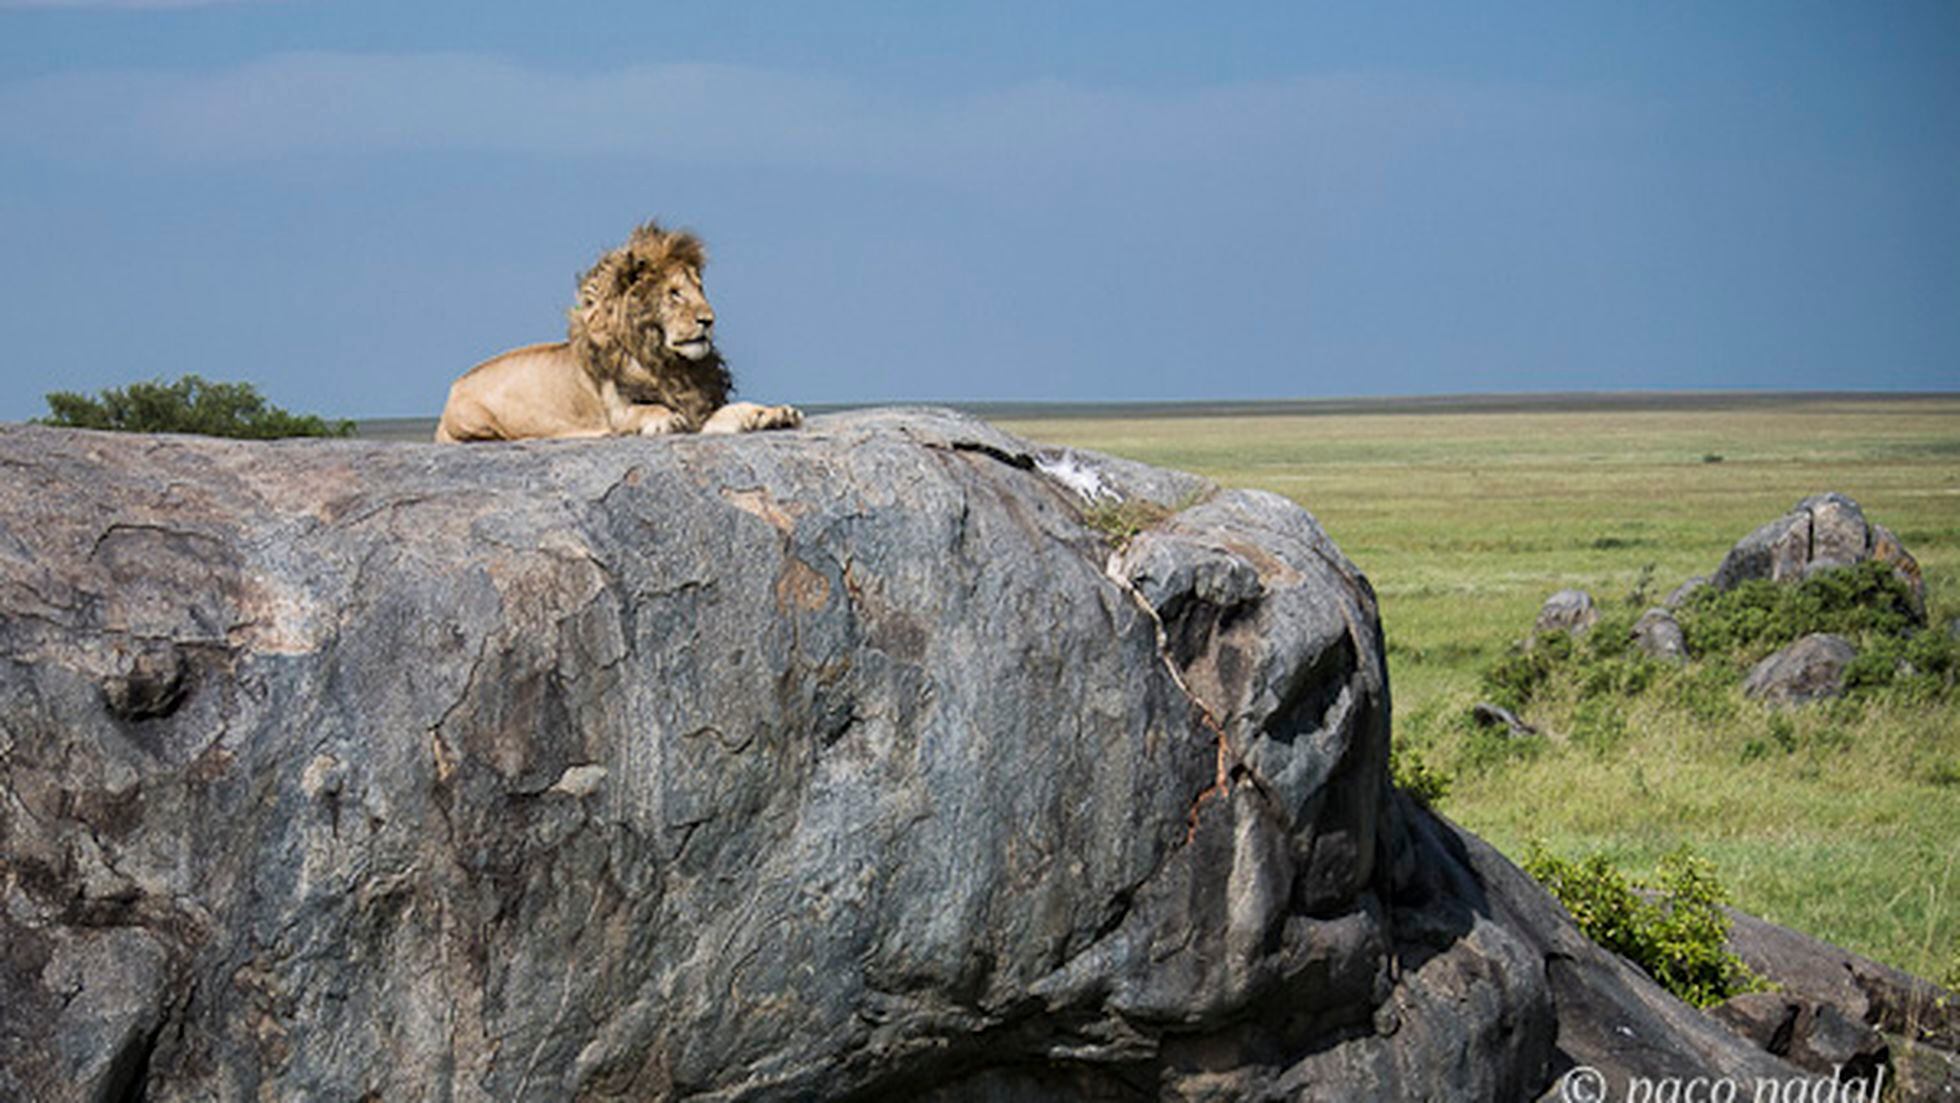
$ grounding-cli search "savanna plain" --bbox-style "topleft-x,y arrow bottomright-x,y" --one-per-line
997,394 -> 1960,984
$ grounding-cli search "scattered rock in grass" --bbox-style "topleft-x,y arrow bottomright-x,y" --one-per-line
1535,588 -> 1599,637
1665,576 -> 1709,608
1711,492 -> 1926,621
1631,608 -> 1688,664
1472,701 -> 1539,738
1742,633 -> 1858,704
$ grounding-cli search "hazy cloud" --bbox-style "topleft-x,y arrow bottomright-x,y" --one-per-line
0,50 -> 1609,195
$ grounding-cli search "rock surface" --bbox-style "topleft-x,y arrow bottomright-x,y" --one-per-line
1711,492 -> 1926,619
0,410 -> 1803,1101
1742,632 -> 1859,704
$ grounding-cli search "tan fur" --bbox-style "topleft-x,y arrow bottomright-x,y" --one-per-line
435,222 -> 802,442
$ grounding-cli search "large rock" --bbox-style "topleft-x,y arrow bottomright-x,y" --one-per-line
1711,493 -> 1926,619
0,411 -> 1802,1100
1742,633 -> 1858,704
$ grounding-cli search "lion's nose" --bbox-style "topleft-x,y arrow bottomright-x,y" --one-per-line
697,313 -> 715,331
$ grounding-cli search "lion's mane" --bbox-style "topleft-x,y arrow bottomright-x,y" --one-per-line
567,221 -> 732,429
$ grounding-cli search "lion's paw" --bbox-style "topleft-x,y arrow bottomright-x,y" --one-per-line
752,404 -> 804,431
702,402 -> 803,434
635,409 -> 689,436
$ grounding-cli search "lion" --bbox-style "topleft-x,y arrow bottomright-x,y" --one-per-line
434,221 -> 803,442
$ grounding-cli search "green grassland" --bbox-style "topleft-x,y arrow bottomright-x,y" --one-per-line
998,395 -> 1960,982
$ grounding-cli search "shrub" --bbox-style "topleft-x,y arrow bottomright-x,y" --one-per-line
37,375 -> 355,440
1523,842 -> 1758,1007
1481,633 -> 1568,712
1843,627 -> 1960,702
1079,498 -> 1173,550
1390,740 -> 1451,807
1676,561 -> 1920,660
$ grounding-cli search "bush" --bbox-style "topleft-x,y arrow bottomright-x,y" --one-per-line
37,375 -> 355,440
1481,633 -> 1569,712
1843,627 -> 1960,702
1676,561 -> 1920,660
1390,740 -> 1451,806
1523,842 -> 1758,1007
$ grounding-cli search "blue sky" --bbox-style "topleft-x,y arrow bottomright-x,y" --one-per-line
1,2 -> 1954,419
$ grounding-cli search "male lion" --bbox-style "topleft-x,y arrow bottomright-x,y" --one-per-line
435,222 -> 802,442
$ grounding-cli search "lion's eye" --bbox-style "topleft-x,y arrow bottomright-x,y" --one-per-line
668,288 -> 683,302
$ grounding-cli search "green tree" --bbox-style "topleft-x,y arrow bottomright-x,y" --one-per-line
37,375 -> 355,440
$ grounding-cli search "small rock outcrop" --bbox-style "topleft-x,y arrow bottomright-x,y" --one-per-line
1742,633 -> 1859,704
0,411 -> 1803,1100
1630,608 -> 1688,664
1535,589 -> 1599,637
1709,993 -> 1890,1084
1712,492 -> 1925,619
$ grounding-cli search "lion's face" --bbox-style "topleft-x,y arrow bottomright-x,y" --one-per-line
639,264 -> 717,363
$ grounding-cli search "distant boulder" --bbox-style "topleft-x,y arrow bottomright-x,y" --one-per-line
1742,633 -> 1858,704
1630,608 -> 1688,664
1535,589 -> 1599,637
1712,493 -> 1925,620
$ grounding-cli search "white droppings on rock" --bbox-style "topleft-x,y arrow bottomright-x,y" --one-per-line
1036,450 -> 1118,503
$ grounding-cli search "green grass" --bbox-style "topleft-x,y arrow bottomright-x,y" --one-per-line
1001,395 -> 1960,982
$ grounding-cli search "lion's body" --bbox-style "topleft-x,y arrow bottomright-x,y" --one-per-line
434,222 -> 801,443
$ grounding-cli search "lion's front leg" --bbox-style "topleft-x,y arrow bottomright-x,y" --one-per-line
699,401 -> 805,435
617,403 -> 689,436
